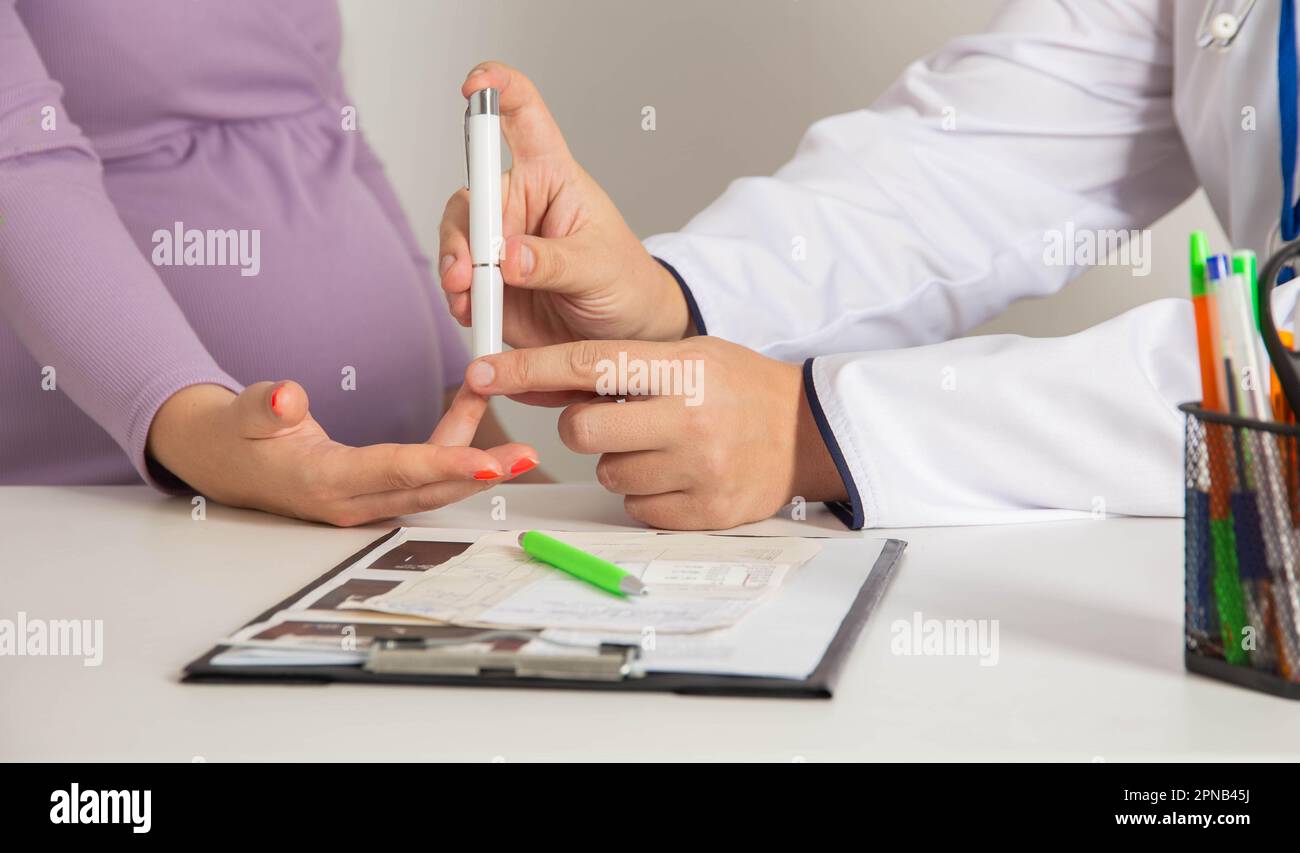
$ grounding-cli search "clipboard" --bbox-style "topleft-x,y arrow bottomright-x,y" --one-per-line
182,529 -> 906,699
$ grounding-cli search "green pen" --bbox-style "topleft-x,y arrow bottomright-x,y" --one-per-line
518,531 -> 648,597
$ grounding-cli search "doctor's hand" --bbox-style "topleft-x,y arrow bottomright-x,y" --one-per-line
439,61 -> 692,349
146,382 -> 538,527
463,338 -> 847,530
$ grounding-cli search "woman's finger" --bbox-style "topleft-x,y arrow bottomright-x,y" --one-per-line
337,479 -> 498,524
321,442 -> 506,497
483,441 -> 540,478
429,383 -> 488,446
335,442 -> 539,524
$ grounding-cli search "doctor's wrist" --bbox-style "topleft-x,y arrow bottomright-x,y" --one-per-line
648,256 -> 696,340
791,373 -> 848,504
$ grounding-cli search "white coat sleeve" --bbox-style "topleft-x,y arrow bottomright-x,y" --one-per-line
642,0 -> 1202,528
804,302 -> 1196,527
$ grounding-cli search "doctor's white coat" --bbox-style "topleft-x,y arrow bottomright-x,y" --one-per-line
644,0 -> 1295,528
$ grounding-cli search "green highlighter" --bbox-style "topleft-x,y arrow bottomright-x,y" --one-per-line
518,530 -> 648,597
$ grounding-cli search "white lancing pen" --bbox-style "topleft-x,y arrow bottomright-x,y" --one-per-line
466,87 -> 503,358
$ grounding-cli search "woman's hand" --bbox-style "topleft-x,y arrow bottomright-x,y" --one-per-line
146,381 -> 538,526
439,61 -> 691,349
463,338 -> 846,530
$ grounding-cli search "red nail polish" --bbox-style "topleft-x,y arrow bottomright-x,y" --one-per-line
474,470 -> 501,480
509,457 -> 538,475
270,386 -> 283,415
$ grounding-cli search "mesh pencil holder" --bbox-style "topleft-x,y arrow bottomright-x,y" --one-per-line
1182,402 -> 1300,698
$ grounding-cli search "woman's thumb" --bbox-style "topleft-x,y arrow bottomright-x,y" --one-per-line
237,380 -> 309,438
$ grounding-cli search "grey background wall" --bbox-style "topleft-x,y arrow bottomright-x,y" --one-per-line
338,0 -> 1228,481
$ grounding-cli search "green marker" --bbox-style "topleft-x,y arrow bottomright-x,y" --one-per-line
518,531 -> 648,597
1231,250 -> 1260,332
1190,230 -> 1210,298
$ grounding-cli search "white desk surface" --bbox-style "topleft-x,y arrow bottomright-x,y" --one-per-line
2,483 -> 1295,762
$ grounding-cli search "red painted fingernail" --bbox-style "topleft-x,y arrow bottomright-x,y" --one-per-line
474,470 -> 502,480
270,386 -> 284,415
509,457 -> 538,475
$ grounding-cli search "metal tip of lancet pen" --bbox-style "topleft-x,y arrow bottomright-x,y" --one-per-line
620,576 -> 648,596
467,87 -> 499,117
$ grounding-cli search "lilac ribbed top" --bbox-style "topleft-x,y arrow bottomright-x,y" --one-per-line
0,0 -> 469,486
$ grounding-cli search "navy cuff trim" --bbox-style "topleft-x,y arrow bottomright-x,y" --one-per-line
655,256 -> 707,336
802,357 -> 865,530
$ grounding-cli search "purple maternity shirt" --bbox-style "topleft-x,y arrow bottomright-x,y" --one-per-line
0,0 -> 469,486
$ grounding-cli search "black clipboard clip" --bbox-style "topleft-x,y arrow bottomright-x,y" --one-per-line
1258,241 -> 1300,413
364,632 -> 642,682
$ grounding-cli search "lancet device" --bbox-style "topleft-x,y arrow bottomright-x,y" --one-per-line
465,88 -> 503,357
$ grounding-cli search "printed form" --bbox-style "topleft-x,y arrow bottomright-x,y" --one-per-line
360,531 -> 822,633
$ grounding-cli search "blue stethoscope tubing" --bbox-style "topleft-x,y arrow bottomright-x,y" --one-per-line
1254,1 -> 1300,407
1280,0 -> 1299,244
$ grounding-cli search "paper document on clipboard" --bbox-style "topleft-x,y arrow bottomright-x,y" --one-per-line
359,531 -> 822,633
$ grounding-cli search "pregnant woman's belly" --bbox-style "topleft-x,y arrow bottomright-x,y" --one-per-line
103,109 -> 449,452
0,0 -> 457,485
